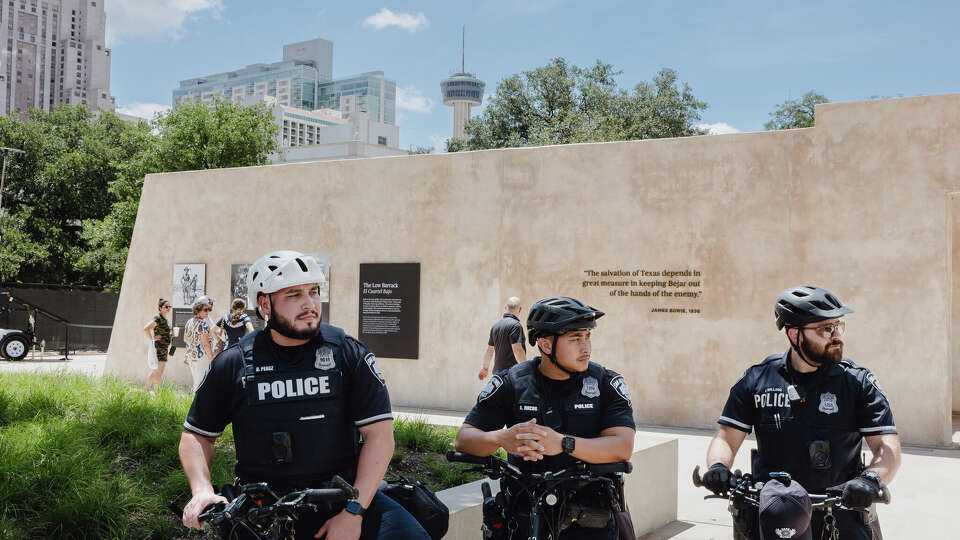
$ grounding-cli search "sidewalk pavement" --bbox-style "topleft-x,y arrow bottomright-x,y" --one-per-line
395,406 -> 958,539
0,351 -> 105,378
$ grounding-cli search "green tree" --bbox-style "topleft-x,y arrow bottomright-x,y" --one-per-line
0,105 -> 153,286
80,99 -> 280,289
153,98 -> 279,171
407,145 -> 433,155
1,99 -> 281,289
454,59 -> 707,151
764,91 -> 830,130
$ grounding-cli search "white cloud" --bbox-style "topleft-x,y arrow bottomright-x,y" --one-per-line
116,102 -> 171,121
106,0 -> 223,44
697,122 -> 741,135
396,85 -> 434,114
361,8 -> 429,33
428,135 -> 449,153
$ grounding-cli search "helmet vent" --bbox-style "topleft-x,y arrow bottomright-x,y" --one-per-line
296,258 -> 308,272
825,294 -> 840,308
267,265 -> 278,272
810,300 -> 831,310
792,290 -> 810,298
251,271 -> 259,281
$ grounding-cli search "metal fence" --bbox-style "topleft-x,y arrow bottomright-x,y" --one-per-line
0,284 -> 117,352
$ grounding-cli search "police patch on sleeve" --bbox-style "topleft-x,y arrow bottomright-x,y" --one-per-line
478,375 -> 504,403
364,353 -> 386,386
866,371 -> 887,398
610,375 -> 632,405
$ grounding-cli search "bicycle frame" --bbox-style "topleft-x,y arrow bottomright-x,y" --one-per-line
447,451 -> 631,540
170,476 -> 358,540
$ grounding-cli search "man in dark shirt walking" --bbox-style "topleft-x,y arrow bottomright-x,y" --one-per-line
479,296 -> 526,379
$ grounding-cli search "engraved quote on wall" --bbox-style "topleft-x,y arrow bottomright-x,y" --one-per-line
582,268 -> 703,314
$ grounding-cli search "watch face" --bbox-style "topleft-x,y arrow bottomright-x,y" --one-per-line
562,436 -> 575,454
346,500 -> 364,515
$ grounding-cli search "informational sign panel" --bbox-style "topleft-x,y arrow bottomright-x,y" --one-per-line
358,263 -> 420,359
171,308 -> 192,349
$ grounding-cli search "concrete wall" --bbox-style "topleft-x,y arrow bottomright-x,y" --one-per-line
108,94 -> 960,446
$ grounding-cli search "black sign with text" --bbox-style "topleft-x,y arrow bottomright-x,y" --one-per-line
358,263 -> 420,359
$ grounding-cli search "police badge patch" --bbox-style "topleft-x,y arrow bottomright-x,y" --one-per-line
610,376 -> 632,405
774,528 -> 796,538
819,392 -> 839,414
581,376 -> 600,398
364,353 -> 386,385
314,346 -> 336,370
478,375 -> 504,402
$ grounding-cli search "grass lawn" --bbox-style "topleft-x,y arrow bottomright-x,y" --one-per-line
0,371 -> 493,539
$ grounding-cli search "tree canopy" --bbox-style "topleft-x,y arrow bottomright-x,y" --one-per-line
0,100 -> 279,289
764,91 -> 830,130
450,59 -> 708,151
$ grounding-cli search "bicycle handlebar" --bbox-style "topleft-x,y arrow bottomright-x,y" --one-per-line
691,466 -> 891,506
446,450 -> 632,476
195,476 -> 359,527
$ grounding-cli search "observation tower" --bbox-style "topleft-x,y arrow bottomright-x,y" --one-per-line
440,28 -> 485,141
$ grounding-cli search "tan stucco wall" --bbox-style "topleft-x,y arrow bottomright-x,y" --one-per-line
108,94 -> 960,447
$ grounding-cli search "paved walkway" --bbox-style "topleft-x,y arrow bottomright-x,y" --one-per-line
2,358 -> 957,538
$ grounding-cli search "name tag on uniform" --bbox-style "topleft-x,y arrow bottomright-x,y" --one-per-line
247,370 -> 341,405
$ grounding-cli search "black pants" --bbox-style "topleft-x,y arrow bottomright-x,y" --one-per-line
732,506 -> 882,540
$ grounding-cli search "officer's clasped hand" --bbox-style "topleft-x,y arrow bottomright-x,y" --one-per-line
828,473 -> 881,509
702,463 -> 732,495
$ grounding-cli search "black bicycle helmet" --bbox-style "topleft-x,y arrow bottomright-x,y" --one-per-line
527,297 -> 605,345
774,285 -> 853,330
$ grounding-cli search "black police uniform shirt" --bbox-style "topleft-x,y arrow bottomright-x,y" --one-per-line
718,349 -> 896,492
183,326 -> 392,488
465,357 -> 635,470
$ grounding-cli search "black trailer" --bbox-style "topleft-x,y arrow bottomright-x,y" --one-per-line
0,290 -> 73,360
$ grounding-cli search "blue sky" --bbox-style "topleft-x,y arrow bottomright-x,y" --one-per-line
108,1 -> 960,152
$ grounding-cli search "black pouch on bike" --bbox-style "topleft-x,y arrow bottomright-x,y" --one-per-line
381,475 -> 449,540
564,503 -> 613,529
808,440 -> 831,470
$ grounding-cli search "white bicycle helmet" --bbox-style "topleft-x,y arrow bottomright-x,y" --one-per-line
247,250 -> 327,310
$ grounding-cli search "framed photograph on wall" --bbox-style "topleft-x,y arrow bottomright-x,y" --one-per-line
173,263 -> 205,309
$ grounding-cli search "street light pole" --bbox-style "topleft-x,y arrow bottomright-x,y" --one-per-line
0,145 -> 26,242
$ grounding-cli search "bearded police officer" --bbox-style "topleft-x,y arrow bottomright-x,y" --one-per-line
703,286 -> 901,539
179,250 -> 429,540
455,297 -> 636,539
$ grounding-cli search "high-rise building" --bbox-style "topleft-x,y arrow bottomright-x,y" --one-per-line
0,0 -> 114,117
173,37 -> 397,126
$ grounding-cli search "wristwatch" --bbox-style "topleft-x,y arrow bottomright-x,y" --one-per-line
861,470 -> 881,484
345,500 -> 366,516
561,435 -> 576,454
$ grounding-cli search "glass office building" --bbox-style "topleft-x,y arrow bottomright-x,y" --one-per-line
172,39 -> 397,126
317,72 -> 396,125
173,61 -> 320,110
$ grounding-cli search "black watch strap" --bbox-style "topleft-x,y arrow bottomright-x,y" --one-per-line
561,435 -> 576,454
345,500 -> 366,516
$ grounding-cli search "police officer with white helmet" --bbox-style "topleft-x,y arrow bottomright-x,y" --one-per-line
179,250 -> 429,540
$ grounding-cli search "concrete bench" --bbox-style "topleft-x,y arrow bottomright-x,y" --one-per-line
437,434 -> 678,539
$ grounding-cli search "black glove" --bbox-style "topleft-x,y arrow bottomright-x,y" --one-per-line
702,463 -> 732,495
828,473 -> 881,508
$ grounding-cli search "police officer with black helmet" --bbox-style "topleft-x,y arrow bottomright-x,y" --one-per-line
454,296 -> 636,539
703,286 -> 901,539
179,250 -> 429,540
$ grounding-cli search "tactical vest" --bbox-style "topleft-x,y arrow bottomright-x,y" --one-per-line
751,353 -> 866,492
504,360 -> 608,469
232,325 -> 359,486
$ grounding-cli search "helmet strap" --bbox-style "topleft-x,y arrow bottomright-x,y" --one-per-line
546,335 -> 578,377
790,329 -> 822,369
